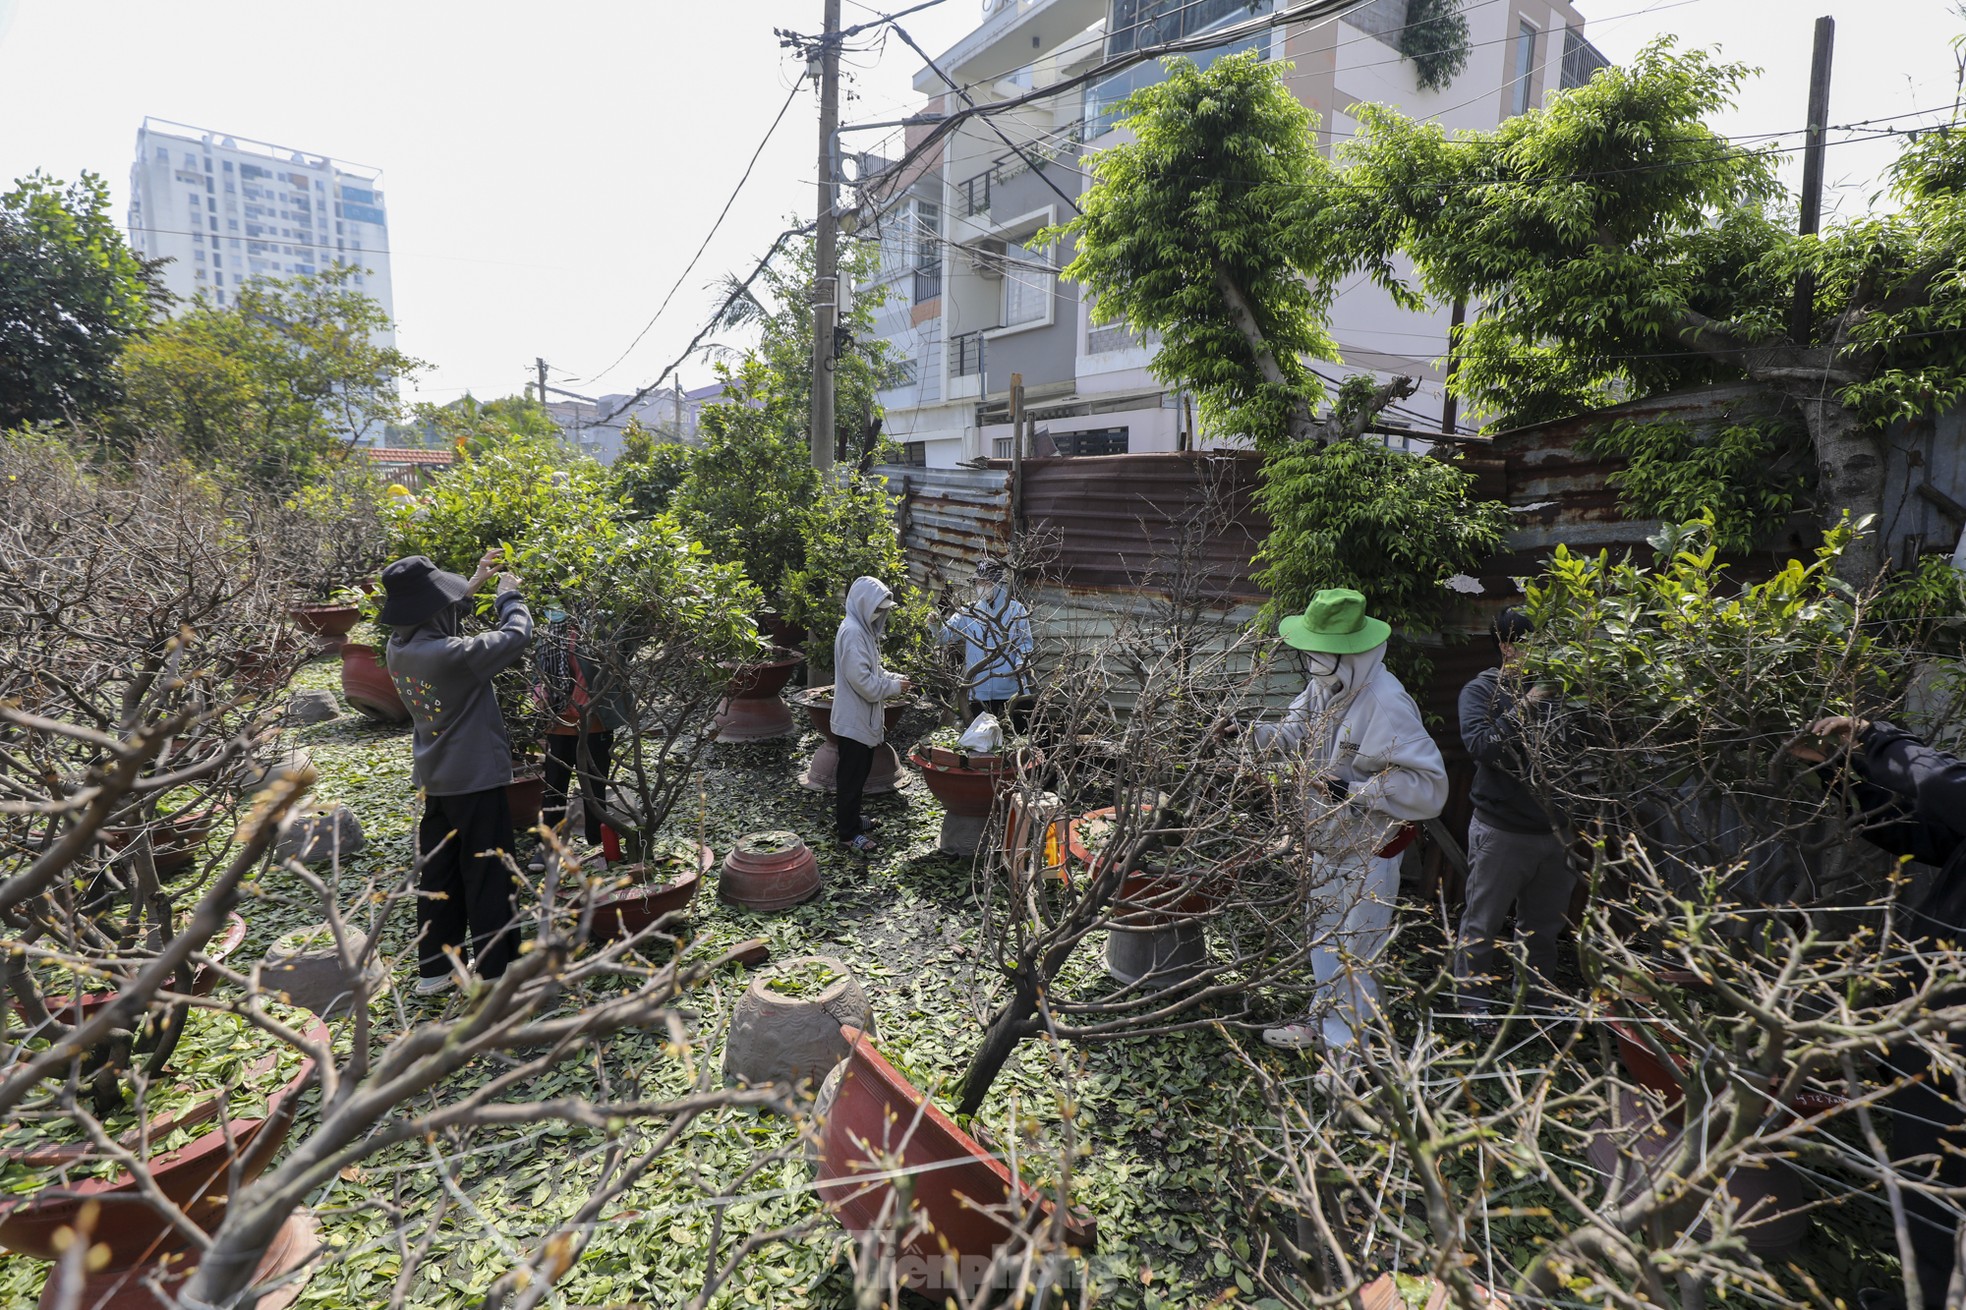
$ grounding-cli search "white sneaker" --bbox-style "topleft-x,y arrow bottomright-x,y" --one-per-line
414,974 -> 456,996
1261,1019 -> 1322,1050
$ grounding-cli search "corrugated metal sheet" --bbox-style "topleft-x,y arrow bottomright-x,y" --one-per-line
877,464 -> 1011,593
1882,411 -> 1966,567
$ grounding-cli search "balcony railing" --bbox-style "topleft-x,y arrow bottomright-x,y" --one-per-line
912,265 -> 941,304
955,120 -> 1085,221
951,331 -> 985,378
957,171 -> 991,218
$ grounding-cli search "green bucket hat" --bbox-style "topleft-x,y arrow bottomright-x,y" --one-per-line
1278,588 -> 1391,655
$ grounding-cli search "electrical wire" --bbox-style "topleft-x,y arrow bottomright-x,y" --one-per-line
578,76 -> 806,387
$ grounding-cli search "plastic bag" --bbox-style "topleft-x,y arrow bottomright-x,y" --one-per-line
957,711 -> 1003,753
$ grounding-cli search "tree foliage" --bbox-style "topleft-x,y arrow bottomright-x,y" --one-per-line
387,430 -> 613,577
413,391 -> 560,459
115,266 -> 422,488
611,418 -> 694,519
781,471 -> 931,671
1050,52 -> 1369,450
1344,39 -> 1966,578
0,172 -> 163,430
1399,0 -> 1472,91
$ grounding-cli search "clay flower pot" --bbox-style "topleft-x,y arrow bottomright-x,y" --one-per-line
712,647 -> 804,742
1002,789 -> 1070,882
506,768 -> 546,833
103,804 -> 217,879
577,843 -> 711,943
722,955 -> 875,1091
813,1026 -> 1096,1297
287,601 -> 360,649
23,913 -> 250,1023
790,685 -> 906,794
1609,971 -> 1845,1121
1067,805 -> 1214,990
0,1016 -> 330,1298
1066,806 -> 1218,926
719,831 -> 822,911
339,642 -> 409,723
911,743 -> 1022,856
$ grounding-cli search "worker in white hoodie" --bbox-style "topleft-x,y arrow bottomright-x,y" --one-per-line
834,576 -> 913,855
1250,588 -> 1448,1054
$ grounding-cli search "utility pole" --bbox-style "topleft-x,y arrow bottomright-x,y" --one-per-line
1790,16 -> 1835,345
809,0 -> 843,473
674,373 -> 685,442
1441,297 -> 1467,436
536,357 -> 550,411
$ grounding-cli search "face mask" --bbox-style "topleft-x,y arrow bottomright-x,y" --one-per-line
1301,651 -> 1344,695
972,582 -> 995,602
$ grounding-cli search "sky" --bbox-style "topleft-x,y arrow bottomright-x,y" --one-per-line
1,0 -> 1962,411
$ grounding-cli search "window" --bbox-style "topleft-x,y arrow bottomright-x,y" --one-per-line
992,437 -> 1014,459
192,232 -> 204,244
194,250 -> 205,262
155,147 -> 168,163
212,254 -> 221,267
223,160 -> 233,172
1512,21 -> 1539,115
214,273 -> 224,286
206,197 -> 216,212
228,219 -> 238,230
912,201 -> 942,304
216,290 -> 224,304
1002,240 -> 1051,328
899,441 -> 927,467
1050,427 -> 1129,457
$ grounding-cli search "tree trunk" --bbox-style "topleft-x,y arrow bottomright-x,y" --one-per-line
1796,392 -> 1888,583
953,975 -> 1043,1117
1212,266 -> 1316,444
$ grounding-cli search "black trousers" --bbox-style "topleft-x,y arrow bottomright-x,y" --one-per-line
543,729 -> 613,846
835,737 -> 874,842
1885,1028 -> 1966,1307
417,787 -> 520,981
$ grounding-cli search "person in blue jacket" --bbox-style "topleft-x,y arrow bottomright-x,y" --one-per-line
939,559 -> 1033,731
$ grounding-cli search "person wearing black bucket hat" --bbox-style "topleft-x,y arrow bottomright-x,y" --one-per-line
381,548 -> 533,994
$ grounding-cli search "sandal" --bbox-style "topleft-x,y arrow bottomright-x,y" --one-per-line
845,834 -> 879,855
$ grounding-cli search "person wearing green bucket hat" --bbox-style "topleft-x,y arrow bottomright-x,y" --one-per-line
1248,588 -> 1447,1061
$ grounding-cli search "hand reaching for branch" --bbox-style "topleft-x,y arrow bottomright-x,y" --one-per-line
1787,715 -> 1869,762
468,548 -> 504,590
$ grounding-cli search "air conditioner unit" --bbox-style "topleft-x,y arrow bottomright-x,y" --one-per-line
966,240 -> 1006,280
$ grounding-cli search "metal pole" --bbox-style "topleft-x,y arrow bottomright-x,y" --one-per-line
1009,371 -> 1024,541
1791,16 -> 1835,345
810,0 -> 842,473
1441,297 -> 1466,436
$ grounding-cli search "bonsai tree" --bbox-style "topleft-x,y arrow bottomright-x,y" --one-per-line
510,507 -> 764,855
266,457 -> 393,606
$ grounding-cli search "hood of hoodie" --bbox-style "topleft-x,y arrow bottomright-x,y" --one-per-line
844,576 -> 894,635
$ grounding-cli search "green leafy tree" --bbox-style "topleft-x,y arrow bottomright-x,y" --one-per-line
1052,53 -> 1506,659
388,431 -> 612,576
116,265 -> 422,487
611,418 -> 694,519
0,171 -> 164,429
670,358 -> 817,611
781,472 -> 931,674
716,233 -> 901,466
1344,39 -> 1966,580
413,392 -> 562,458
1399,0 -> 1472,92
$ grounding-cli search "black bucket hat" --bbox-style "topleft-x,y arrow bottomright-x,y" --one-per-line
377,555 -> 474,627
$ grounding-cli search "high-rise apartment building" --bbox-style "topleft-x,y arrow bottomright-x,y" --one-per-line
128,118 -> 394,346
859,0 -> 1607,467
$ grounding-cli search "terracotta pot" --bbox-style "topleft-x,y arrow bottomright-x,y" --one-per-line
578,844 -> 711,943
25,913 -> 250,1023
712,648 -> 805,742
756,611 -> 808,649
339,642 -> 409,723
908,744 -> 1014,820
103,805 -> 217,879
719,831 -> 822,911
506,768 -> 546,832
287,602 -> 360,647
0,1016 -> 328,1270
813,1026 -> 1096,1297
1586,1084 -> 1810,1257
790,686 -> 905,794
722,955 -> 875,1090
1609,973 -> 1846,1121
1067,805 -> 1217,927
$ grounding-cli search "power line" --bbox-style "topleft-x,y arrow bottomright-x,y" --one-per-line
578,76 -> 806,387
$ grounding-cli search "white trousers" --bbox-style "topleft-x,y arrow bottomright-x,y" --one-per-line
1307,848 -> 1402,1048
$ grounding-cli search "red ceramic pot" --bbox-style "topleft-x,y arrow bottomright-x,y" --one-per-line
756,611 -> 808,650
815,1026 -> 1096,1297
790,686 -> 906,793
24,912 -> 250,1023
712,648 -> 804,742
909,744 -> 1014,820
579,844 -> 711,943
0,1016 -> 328,1269
339,643 -> 409,723
287,602 -> 360,647
719,831 -> 821,910
1067,805 -> 1216,927
506,769 -> 546,833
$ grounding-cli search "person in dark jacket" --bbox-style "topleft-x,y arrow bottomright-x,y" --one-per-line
1793,715 -> 1966,1309
382,551 -> 533,994
1453,607 -> 1572,1013
529,605 -> 632,872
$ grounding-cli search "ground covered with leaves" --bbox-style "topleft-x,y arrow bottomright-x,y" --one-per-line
0,654 -> 1910,1307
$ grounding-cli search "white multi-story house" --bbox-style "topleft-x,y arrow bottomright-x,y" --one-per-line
858,0 -> 1605,467
128,118 -> 395,346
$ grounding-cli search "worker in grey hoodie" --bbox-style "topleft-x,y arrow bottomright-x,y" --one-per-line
380,550 -> 533,993
833,576 -> 912,855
